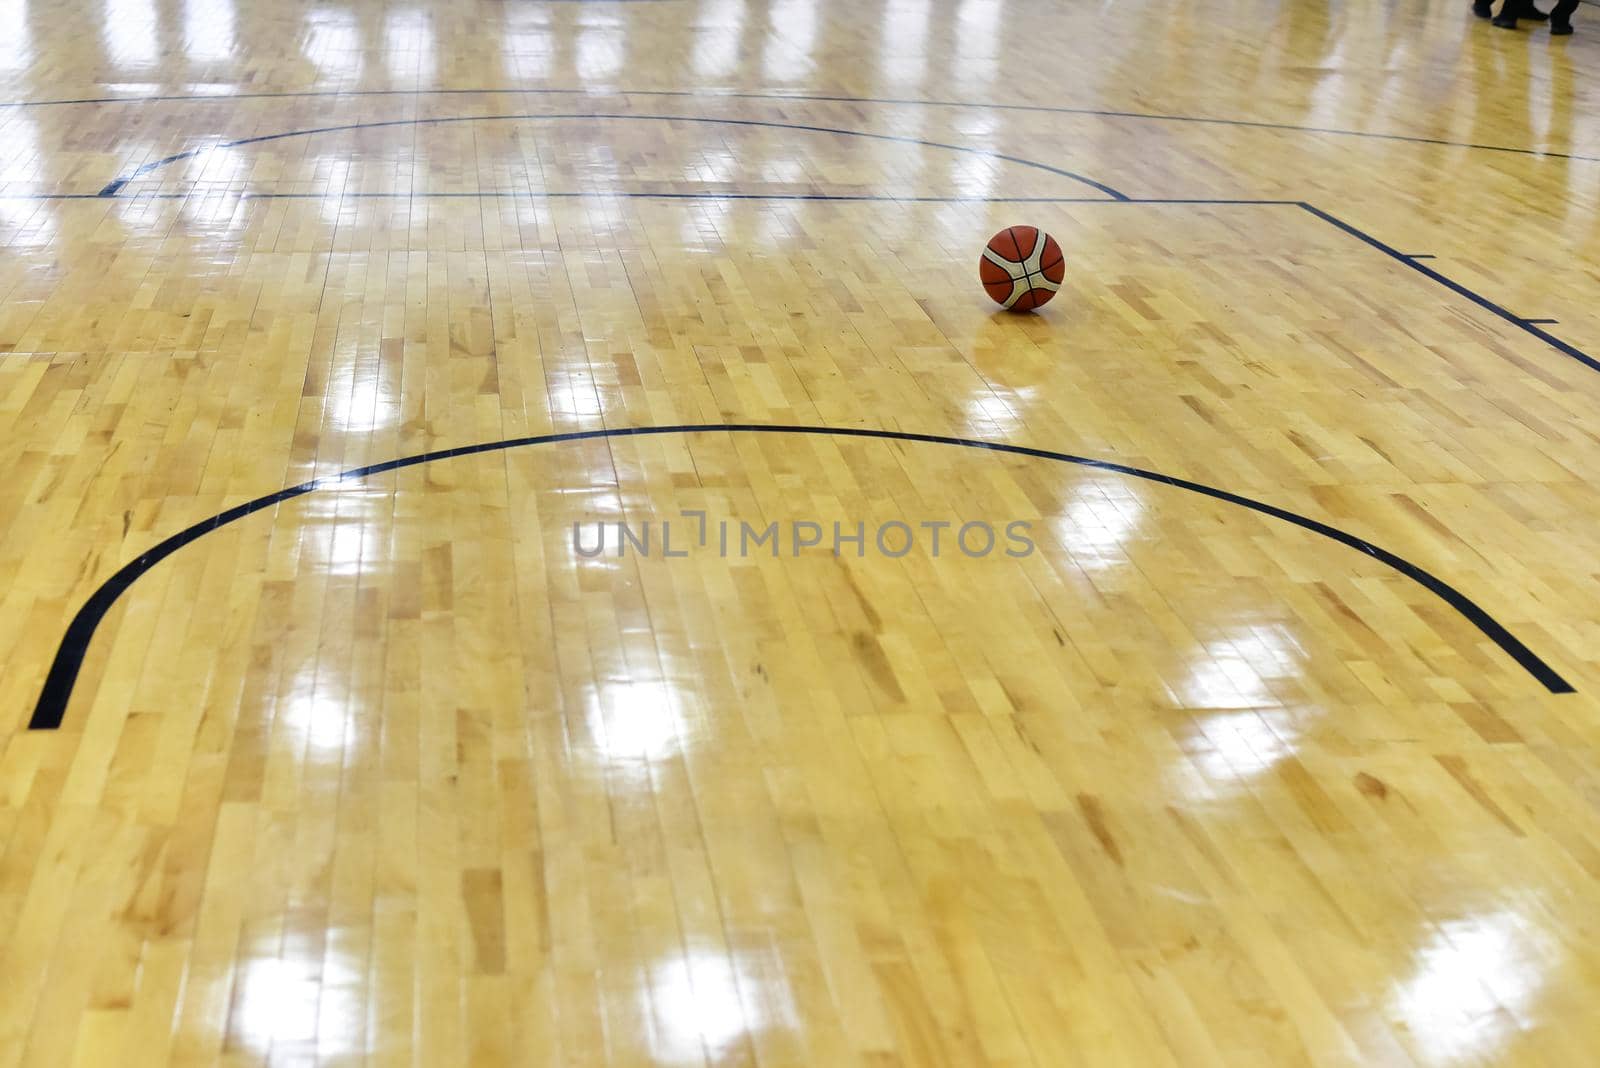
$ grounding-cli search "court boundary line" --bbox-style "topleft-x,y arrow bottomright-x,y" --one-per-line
10,116 -> 1592,725
91,112 -> 1130,200
3,189 -> 1591,375
1296,203 -> 1600,374
0,85 -> 1592,164
23,423 -> 1573,731
46,104 -> 1597,373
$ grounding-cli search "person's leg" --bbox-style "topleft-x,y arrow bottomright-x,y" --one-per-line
1474,0 -> 1495,16
1551,0 -> 1577,33
1494,0 -> 1548,26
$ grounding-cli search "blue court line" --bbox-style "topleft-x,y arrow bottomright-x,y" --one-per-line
24,423 -> 1573,730
93,112 -> 1129,200
0,86 -> 1591,165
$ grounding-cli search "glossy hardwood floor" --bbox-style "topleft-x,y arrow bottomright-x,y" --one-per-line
4,0 -> 1600,1064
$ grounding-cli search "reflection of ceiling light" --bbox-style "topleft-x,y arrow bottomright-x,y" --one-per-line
962,389 -> 1031,436
955,0 -> 1004,74
762,0 -> 818,81
502,29 -> 551,79
547,367 -> 606,418
0,116 -> 56,245
576,26 -> 623,80
325,522 -> 376,575
759,159 -> 807,185
1176,708 -> 1302,801
1178,623 -> 1304,708
677,199 -> 734,252
181,189 -> 243,229
950,148 -> 999,198
1052,475 -> 1146,573
230,957 -> 321,1053
229,947 -> 363,1059
0,198 -> 53,245
104,0 -> 159,70
642,950 -> 793,1065
318,182 -> 353,225
303,10 -> 364,79
590,680 -> 683,763
330,377 -> 398,433
297,492 -> 392,578
692,0 -> 744,79
184,0 -> 236,63
278,683 -> 356,759
1168,625 -> 1316,800
880,0 -> 931,84
384,10 -> 437,82
306,514 -> 385,577
0,0 -> 32,73
1393,908 -> 1553,1064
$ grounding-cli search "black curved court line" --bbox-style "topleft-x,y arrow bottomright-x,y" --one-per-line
94,112 -> 1129,200
2,85 -> 1593,165
25,423 -> 1573,730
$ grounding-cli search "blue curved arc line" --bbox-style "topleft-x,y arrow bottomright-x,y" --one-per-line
26,423 -> 1573,731
95,112 -> 1130,200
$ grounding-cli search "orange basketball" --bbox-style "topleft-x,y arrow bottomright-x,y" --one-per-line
979,225 -> 1065,311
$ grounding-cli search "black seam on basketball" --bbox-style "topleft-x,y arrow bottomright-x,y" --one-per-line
1015,229 -> 1046,289
986,240 -> 1027,296
1007,228 -> 1037,289
1020,227 -> 1040,261
981,256 -> 1020,300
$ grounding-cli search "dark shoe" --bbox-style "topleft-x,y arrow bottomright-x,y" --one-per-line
1551,18 -> 1573,31
1493,11 -> 1519,25
1473,0 -> 1494,15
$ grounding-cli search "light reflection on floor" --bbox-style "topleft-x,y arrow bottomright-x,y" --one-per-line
642,949 -> 795,1065
1392,907 -> 1556,1065
590,678 -> 686,764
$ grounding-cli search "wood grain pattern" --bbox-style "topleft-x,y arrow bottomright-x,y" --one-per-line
2,0 -> 1600,1064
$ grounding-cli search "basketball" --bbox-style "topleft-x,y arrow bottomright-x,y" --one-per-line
980,225 -> 1065,311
